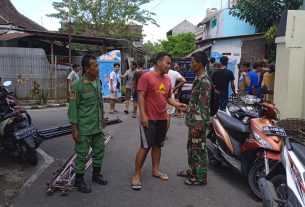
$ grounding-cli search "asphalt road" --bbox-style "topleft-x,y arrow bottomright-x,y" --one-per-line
11,104 -> 261,207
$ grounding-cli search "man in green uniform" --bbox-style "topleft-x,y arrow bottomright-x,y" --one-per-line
68,54 -> 108,193
177,51 -> 212,186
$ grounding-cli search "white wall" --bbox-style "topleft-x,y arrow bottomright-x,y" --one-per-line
211,38 -> 242,88
274,10 -> 305,119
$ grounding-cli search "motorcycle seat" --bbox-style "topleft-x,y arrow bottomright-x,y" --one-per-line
289,139 -> 305,167
216,111 -> 250,142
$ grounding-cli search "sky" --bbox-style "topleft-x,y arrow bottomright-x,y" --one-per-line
11,0 -> 224,42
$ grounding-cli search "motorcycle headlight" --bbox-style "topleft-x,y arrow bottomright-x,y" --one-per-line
253,131 -> 273,150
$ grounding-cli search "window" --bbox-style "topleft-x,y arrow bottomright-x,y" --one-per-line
211,19 -> 217,28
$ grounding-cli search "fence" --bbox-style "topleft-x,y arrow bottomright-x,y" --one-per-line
0,47 -> 82,101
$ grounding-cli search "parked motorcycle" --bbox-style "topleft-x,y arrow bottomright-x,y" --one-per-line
0,81 -> 42,165
207,95 -> 285,199
259,137 -> 305,207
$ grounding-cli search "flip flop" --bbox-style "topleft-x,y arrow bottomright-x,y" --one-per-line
176,169 -> 194,178
152,173 -> 169,181
131,182 -> 141,190
184,178 -> 207,186
109,111 -> 115,114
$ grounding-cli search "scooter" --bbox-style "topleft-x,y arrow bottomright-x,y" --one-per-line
0,81 -> 32,124
0,81 -> 42,165
207,96 -> 285,199
259,137 -> 305,207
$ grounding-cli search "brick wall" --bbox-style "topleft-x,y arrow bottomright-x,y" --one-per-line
241,36 -> 266,64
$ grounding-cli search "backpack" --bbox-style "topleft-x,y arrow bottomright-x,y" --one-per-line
206,76 -> 220,116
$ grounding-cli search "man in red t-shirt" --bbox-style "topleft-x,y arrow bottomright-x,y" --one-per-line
131,52 -> 187,190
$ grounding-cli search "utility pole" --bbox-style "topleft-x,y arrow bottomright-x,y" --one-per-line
68,0 -> 72,65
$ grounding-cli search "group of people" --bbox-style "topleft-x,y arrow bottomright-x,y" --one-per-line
207,56 -> 274,111
66,51 -> 212,193
237,59 -> 274,102
66,51 -> 275,193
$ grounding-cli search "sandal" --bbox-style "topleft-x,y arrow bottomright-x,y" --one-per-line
152,172 -> 169,181
176,169 -> 194,178
132,113 -> 136,118
184,178 -> 207,186
131,182 -> 141,190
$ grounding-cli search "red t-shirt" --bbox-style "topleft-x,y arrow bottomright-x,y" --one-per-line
137,72 -> 172,120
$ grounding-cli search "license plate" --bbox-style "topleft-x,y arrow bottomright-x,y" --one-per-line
14,126 -> 35,140
263,126 -> 287,137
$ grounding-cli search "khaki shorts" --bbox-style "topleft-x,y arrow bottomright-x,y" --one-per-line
110,91 -> 117,100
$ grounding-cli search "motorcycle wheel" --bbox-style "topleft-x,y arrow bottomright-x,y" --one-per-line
248,161 -> 266,199
26,149 -> 38,166
270,175 -> 287,201
207,149 -> 222,167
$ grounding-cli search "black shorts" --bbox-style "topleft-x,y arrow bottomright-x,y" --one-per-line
140,120 -> 167,149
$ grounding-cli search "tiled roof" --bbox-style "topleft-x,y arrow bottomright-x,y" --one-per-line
0,0 -> 47,31
0,32 -> 32,41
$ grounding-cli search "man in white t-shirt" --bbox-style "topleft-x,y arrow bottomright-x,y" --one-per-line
166,69 -> 186,133
67,64 -> 80,97
109,63 -> 120,113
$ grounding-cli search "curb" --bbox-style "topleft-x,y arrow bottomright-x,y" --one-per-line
26,103 -> 69,110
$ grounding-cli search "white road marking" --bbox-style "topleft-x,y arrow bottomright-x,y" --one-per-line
22,148 -> 54,190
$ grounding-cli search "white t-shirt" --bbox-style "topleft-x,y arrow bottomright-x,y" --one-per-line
67,70 -> 79,84
109,71 -> 118,91
167,69 -> 182,96
149,66 -> 155,72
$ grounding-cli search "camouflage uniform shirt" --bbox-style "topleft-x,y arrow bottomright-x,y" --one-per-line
185,73 -> 212,131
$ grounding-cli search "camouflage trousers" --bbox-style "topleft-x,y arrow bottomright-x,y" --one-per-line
187,128 -> 208,181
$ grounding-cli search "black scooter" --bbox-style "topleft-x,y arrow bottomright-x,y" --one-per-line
0,81 -> 42,165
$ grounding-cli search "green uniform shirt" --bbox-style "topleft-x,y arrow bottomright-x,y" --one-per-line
185,73 -> 211,131
68,74 -> 105,136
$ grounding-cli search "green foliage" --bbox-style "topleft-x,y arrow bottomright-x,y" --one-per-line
161,33 -> 196,57
142,40 -> 164,58
230,0 -> 303,32
39,89 -> 49,105
47,0 -> 158,40
31,81 -> 48,105
263,26 -> 278,45
120,85 -> 126,96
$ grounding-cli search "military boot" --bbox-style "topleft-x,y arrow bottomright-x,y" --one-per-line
92,167 -> 108,185
74,173 -> 92,193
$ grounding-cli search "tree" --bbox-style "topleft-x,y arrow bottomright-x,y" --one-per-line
47,0 -> 158,40
161,33 -> 196,57
229,0 -> 303,61
229,0 -> 303,32
142,40 -> 163,58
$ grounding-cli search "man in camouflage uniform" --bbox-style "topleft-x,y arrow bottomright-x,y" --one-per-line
68,54 -> 108,193
177,51 -> 212,186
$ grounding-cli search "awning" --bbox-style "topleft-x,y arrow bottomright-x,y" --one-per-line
186,44 -> 212,57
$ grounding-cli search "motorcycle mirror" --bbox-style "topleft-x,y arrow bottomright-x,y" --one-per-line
3,81 -> 12,87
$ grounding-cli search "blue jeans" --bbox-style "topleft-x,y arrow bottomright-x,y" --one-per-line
219,96 -> 228,111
